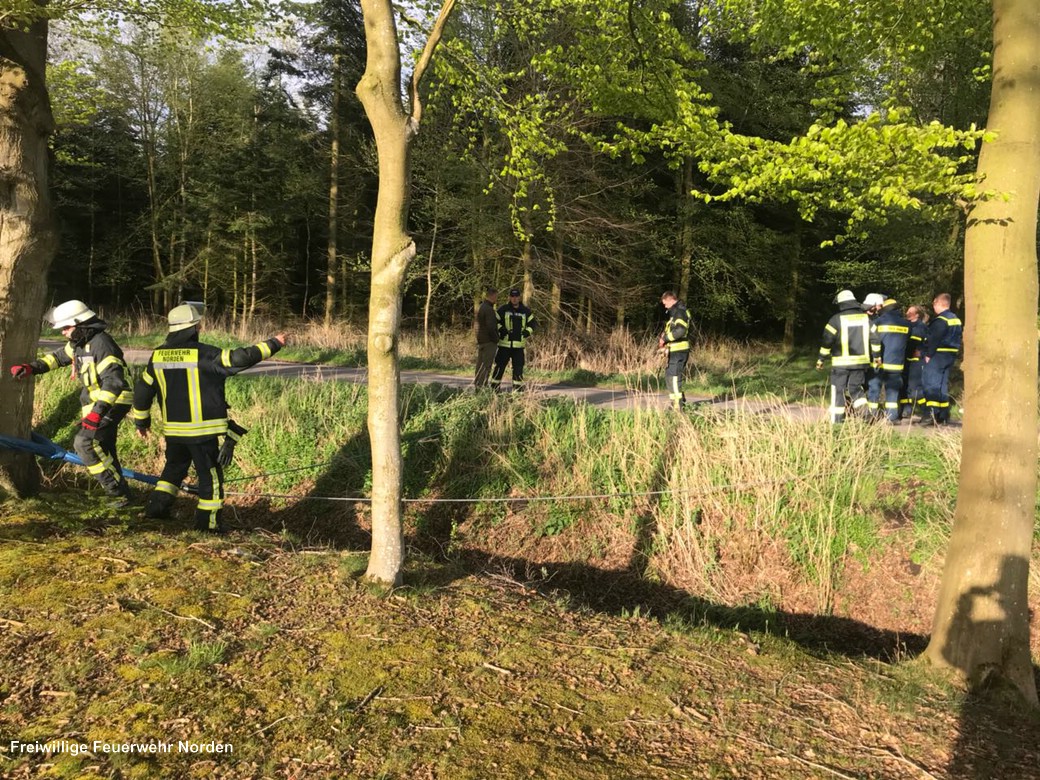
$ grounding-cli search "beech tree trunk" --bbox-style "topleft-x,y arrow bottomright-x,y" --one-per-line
325,57 -> 341,328
0,19 -> 57,496
356,0 -> 456,586
924,0 -> 1040,706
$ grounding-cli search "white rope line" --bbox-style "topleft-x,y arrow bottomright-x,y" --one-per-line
222,475 -> 808,505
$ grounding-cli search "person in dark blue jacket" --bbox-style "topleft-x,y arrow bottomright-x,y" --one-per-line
921,293 -> 962,425
658,291 -> 691,410
900,305 -> 929,418
868,298 -> 910,424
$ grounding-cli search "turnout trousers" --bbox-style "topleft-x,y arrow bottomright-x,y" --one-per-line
73,404 -> 130,496
828,367 -> 867,424
922,353 -> 956,423
901,361 -> 925,417
490,346 -> 526,392
146,437 -> 226,532
665,350 -> 689,410
867,368 -> 902,422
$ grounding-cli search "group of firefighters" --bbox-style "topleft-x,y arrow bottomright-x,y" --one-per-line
6,288 -> 955,530
9,300 -> 285,533
816,290 -> 962,425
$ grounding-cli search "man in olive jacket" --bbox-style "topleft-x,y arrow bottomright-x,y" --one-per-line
474,286 -> 498,388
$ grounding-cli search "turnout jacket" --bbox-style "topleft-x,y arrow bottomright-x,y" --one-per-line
663,302 -> 691,353
906,318 -> 927,362
132,328 -> 282,442
925,309 -> 962,359
497,302 -> 537,348
870,301 -> 910,372
30,319 -> 132,417
819,301 -> 875,367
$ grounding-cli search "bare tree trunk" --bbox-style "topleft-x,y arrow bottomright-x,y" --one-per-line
423,189 -> 438,355
549,232 -> 563,333
249,224 -> 258,320
325,57 -> 342,329
0,20 -> 57,496
356,0 -> 457,586
924,0 -> 1040,706
677,157 -> 695,302
782,230 -> 801,355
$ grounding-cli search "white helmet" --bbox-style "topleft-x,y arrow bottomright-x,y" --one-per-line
862,293 -> 886,309
833,290 -> 857,305
168,304 -> 203,332
47,300 -> 96,329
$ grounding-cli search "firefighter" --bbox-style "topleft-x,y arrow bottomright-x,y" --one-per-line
9,300 -> 134,505
815,290 -> 875,424
921,293 -> 962,425
861,292 -> 886,419
900,305 -> 929,418
868,298 -> 910,424
490,288 -> 536,392
132,304 -> 286,532
658,291 -> 691,410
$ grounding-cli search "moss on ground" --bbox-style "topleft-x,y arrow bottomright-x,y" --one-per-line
1,498 -> 1039,779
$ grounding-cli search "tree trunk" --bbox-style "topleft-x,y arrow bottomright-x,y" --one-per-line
677,157 -> 695,302
423,191 -> 438,355
782,230 -> 801,355
0,20 -> 57,496
325,57 -> 341,329
924,0 -> 1040,706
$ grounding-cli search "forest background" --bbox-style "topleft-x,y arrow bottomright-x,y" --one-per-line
45,0 -> 990,342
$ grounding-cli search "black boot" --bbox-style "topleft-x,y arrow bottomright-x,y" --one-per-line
144,491 -> 176,519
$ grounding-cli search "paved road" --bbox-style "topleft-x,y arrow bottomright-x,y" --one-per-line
40,340 -> 959,428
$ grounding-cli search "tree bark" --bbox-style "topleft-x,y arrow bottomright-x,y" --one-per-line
325,56 -> 341,328
356,0 -> 457,586
677,157 -> 695,302
0,19 -> 57,496
924,0 -> 1040,706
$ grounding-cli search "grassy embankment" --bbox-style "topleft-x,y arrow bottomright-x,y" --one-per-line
0,351 -> 1026,778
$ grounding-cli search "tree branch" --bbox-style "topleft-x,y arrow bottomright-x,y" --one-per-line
408,0 -> 458,133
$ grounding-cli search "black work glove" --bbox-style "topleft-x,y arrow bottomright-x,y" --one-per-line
218,420 -> 249,467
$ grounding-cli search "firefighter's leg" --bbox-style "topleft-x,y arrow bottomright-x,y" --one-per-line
189,439 -> 226,533
98,405 -> 132,498
489,348 -> 510,392
512,348 -> 526,392
866,368 -> 882,420
847,369 -> 869,418
883,370 -> 903,422
935,354 -> 955,423
667,351 -> 688,410
146,440 -> 191,519
73,420 -> 123,496
921,359 -> 942,423
828,368 -> 848,424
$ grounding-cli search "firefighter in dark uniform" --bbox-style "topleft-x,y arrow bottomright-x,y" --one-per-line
921,293 -> 962,425
900,305 -> 928,418
862,293 -> 886,419
659,291 -> 691,410
132,304 -> 286,532
816,290 -> 875,424
490,288 -> 536,392
868,298 -> 910,424
9,300 -> 134,504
